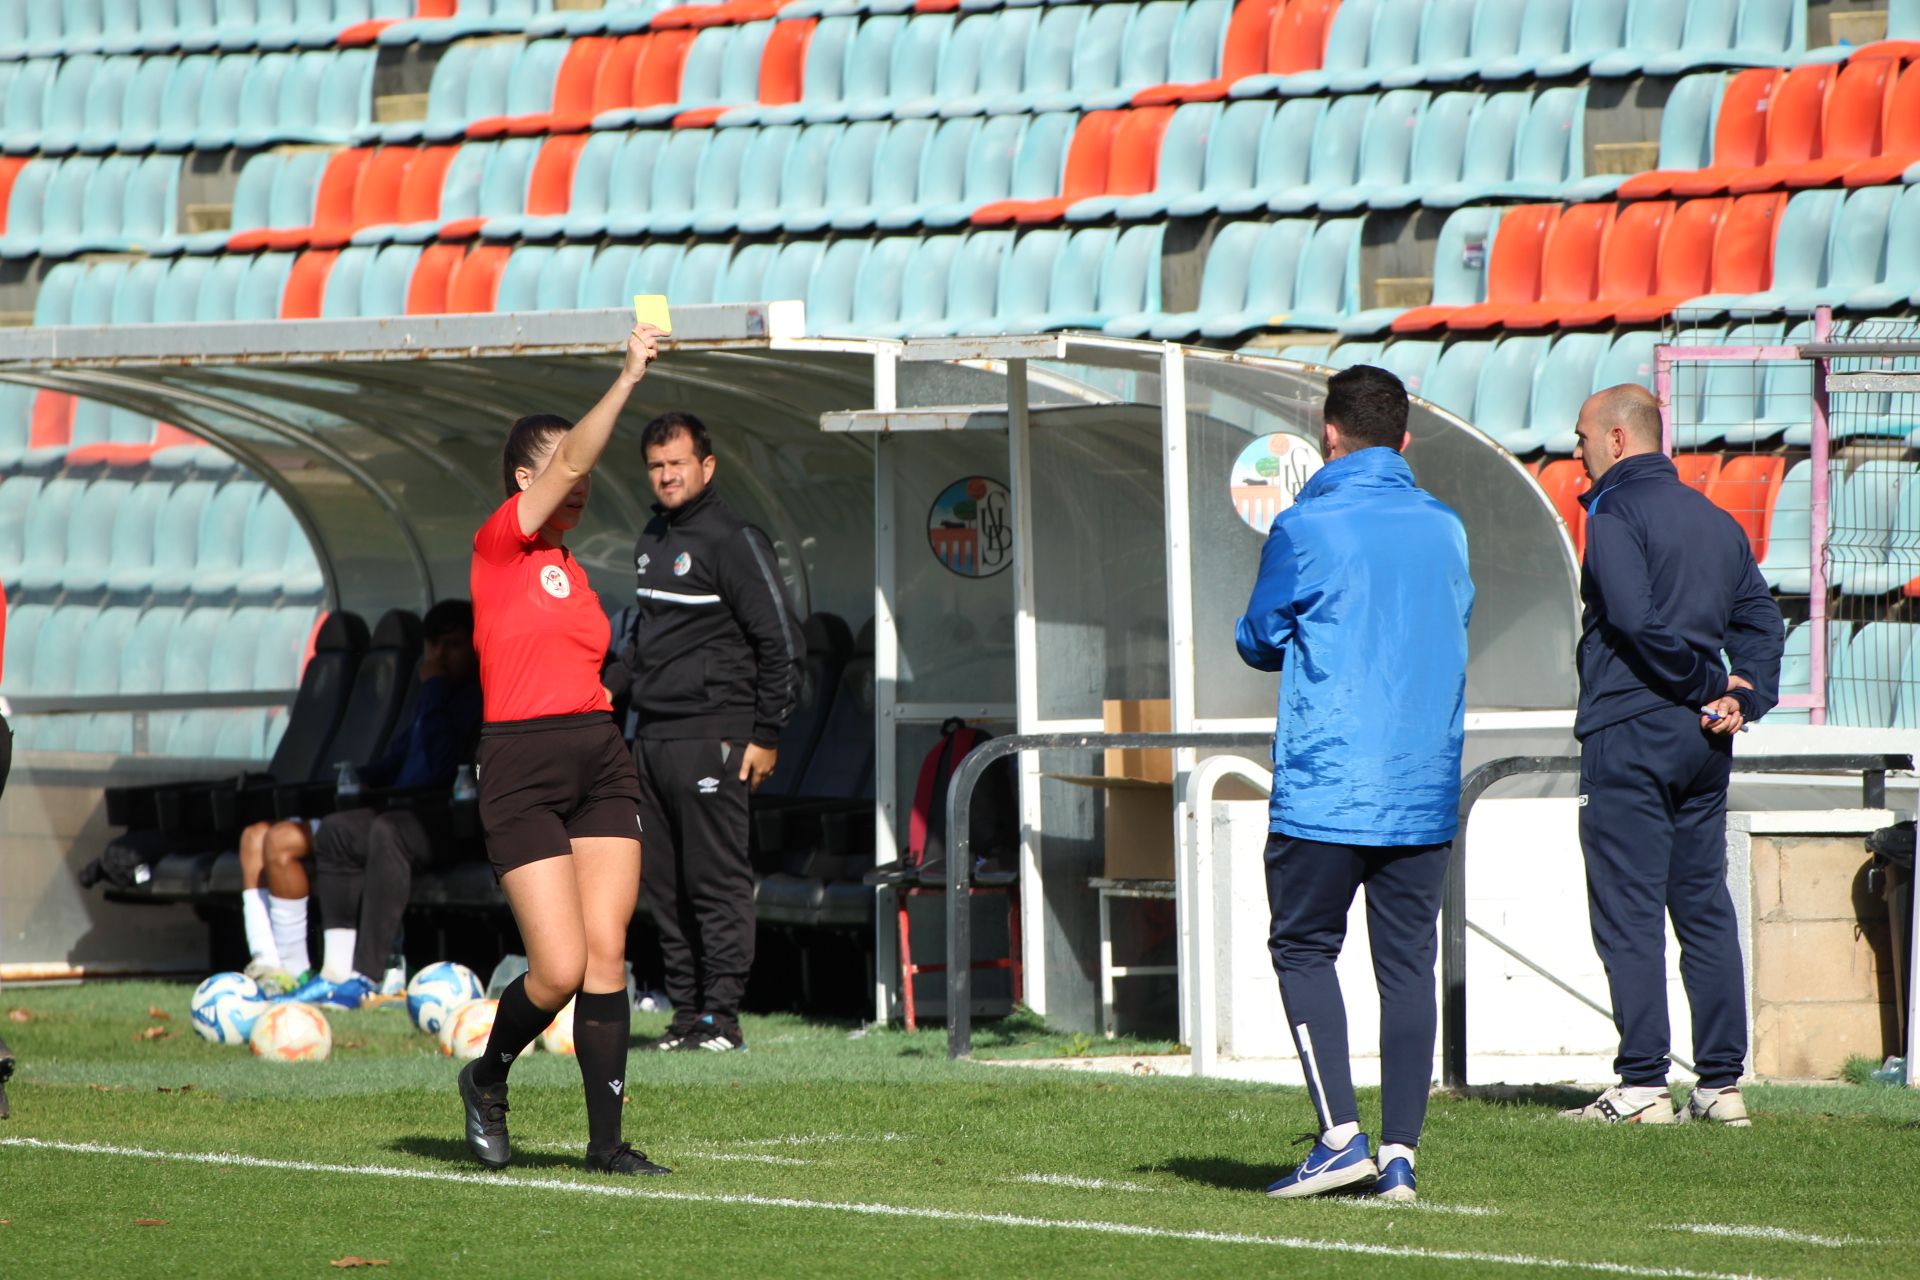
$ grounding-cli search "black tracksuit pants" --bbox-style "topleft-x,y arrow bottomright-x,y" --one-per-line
635,736 -> 754,1027
1265,834 -> 1452,1147
314,807 -> 446,979
1579,704 -> 1746,1090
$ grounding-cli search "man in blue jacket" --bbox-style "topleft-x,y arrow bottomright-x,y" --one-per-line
1560,385 -> 1782,1127
1236,365 -> 1474,1204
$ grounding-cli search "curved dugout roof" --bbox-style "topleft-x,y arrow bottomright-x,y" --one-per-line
0,306 -> 1579,710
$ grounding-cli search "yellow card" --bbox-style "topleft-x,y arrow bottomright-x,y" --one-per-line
633,294 -> 672,334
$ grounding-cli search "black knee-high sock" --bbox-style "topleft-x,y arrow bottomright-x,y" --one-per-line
473,975 -> 558,1088
573,988 -> 630,1151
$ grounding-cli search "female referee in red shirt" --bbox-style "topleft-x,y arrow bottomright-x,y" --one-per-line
458,325 -> 668,1177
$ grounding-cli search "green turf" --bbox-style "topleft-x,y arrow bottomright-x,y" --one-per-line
1,982 -> 1916,1279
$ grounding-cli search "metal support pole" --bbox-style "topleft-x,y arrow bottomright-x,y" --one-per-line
1808,307 -> 1833,725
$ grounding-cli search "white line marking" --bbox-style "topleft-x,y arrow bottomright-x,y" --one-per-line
1327,1198 -> 1499,1218
1664,1224 -> 1868,1248
2,1138 -> 1781,1280
728,1133 -> 908,1148
1013,1173 -> 1154,1192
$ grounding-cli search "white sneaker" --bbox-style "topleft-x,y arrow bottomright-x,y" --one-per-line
1559,1084 -> 1678,1124
1679,1086 -> 1751,1127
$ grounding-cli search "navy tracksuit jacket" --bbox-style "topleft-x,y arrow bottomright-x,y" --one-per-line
1575,452 -> 1784,1088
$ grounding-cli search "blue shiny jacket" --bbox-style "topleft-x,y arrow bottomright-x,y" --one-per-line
1235,447 -> 1475,846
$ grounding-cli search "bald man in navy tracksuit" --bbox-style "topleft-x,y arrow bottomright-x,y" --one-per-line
1236,365 -> 1474,1205
1560,385 -> 1783,1128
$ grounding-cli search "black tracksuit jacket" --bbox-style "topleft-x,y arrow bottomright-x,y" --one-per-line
1574,452 -> 1785,740
610,486 -> 801,747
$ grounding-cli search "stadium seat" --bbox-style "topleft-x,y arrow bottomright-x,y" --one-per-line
1691,187 -> 1840,317
1227,0 -> 1353,97
1492,203 -> 1621,330
71,54 -> 138,154
1829,621 -> 1915,727
482,132 -> 591,238
1266,91 -> 1369,212
1137,0 -> 1276,105
15,476 -> 85,593
235,251 -> 297,320
1420,88 -> 1529,207
194,253 -> 252,322
1,60 -> 60,154
1150,218 -> 1261,339
0,476 -> 46,584
802,237 -> 871,335
1481,0 -> 1578,79
100,480 -> 171,595
907,229 -> 1005,337
1196,218 -> 1313,339
1613,195 -> 1729,324
1466,335 -> 1552,454
1842,60 -> 1920,188
1720,63 -> 1832,195
1557,199 -> 1670,327
1211,97 -> 1322,214
1851,185 -> 1920,313
1774,57 -> 1897,190
59,478 -> 133,596
1536,457 -> 1592,552
1756,458 -> 1822,593
1161,98 -> 1268,216
142,481 -> 209,596
1519,332 -> 1610,454
1705,454 -> 1784,559
1618,71 -> 1743,198
1429,0 -> 1533,84
1394,204 -> 1557,332
1806,185 -> 1901,312
228,147 -> 327,251
1588,0 -> 1688,75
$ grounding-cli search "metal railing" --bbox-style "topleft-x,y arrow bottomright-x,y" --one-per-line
942,737 -> 1913,1069
943,731 -> 1271,1059
1444,752 -> 1910,1089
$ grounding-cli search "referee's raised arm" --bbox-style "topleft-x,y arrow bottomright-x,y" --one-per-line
511,325 -> 661,538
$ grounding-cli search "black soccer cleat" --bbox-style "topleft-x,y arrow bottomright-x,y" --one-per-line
457,1059 -> 512,1170
0,1038 -> 14,1121
585,1142 -> 673,1176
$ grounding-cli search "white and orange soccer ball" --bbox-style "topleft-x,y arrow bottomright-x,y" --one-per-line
441,997 -> 498,1060
540,998 -> 576,1056
249,1001 -> 332,1062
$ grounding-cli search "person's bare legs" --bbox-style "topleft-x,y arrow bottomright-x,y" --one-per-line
260,821 -> 313,977
238,822 -> 283,980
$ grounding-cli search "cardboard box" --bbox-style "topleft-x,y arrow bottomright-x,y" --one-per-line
1103,699 -> 1172,784
1099,779 -> 1176,880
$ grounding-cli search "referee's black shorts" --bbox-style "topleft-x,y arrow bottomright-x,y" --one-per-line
477,712 -> 642,877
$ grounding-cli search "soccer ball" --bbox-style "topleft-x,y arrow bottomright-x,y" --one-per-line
540,998 -> 576,1056
441,997 -> 497,1061
407,961 -> 483,1036
249,1001 -> 333,1062
189,971 -> 270,1046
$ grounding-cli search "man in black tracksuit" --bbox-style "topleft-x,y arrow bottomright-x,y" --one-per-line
613,412 -> 799,1052
1561,385 -> 1783,1127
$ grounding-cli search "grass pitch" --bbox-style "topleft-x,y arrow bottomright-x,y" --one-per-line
1,982 -> 1916,1279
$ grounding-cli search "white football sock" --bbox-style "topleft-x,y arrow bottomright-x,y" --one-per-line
1380,1143 -> 1416,1169
320,928 -> 358,985
241,889 -> 279,967
268,894 -> 310,974
1323,1121 -> 1361,1150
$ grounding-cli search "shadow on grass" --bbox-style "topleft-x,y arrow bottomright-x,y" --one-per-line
1148,1155 -> 1279,1193
1444,1084 -> 1594,1111
390,1135 -> 581,1172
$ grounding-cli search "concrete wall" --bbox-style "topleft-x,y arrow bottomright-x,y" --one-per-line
1739,816 -> 1906,1079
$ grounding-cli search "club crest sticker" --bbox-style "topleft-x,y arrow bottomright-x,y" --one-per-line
928,476 -> 1011,578
1230,433 -> 1321,534
540,564 -> 571,598
673,552 -> 692,576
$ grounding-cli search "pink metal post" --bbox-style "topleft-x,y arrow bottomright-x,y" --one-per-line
1807,307 -> 1833,725
1656,348 -> 1674,454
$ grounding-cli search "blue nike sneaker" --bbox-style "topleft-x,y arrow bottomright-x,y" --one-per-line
318,974 -> 378,1010
1375,1156 -> 1416,1202
1265,1133 -> 1378,1199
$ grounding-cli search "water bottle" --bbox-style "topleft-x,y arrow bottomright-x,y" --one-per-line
453,764 -> 478,804
335,761 -> 361,801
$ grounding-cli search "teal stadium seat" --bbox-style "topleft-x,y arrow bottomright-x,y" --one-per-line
1216,98 -> 1323,213
147,481 -> 215,594
193,482 -> 263,594
1538,0 -> 1630,76
1320,90 -> 1428,212
1828,621 -> 1915,727
17,477 -> 85,593
664,240 -> 730,304
1481,0 -> 1575,79
1430,0 -> 1532,84
359,243 -> 421,316
1466,335 -> 1551,453
104,481 -> 171,594
922,114 -> 1032,228
1097,102 -> 1219,221
1422,89 -> 1529,207
1235,0 -> 1373,98
875,234 -> 964,339
1198,218 -> 1313,340
803,238 -> 871,335
63,480 -> 134,594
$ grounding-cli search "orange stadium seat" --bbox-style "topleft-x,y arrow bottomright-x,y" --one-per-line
1614,196 -> 1728,323
1394,203 -> 1559,332
446,244 -> 511,314
1763,56 -> 1895,190
345,146 -> 415,234
1559,198 -> 1671,327
758,19 -> 815,106
1844,60 -> 1920,187
1724,63 -> 1834,194
588,34 -> 652,119
279,249 -> 338,320
1708,454 -> 1786,560
405,242 -> 466,314
1672,453 -> 1723,494
524,134 -> 589,218
972,110 -> 1128,225
1269,0 -> 1340,75
1494,203 -> 1618,330
1537,458 -> 1592,554
511,37 -> 614,135
261,148 -> 371,251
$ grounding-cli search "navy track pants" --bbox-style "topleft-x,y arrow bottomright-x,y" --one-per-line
1578,704 -> 1746,1089
1264,834 -> 1451,1146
